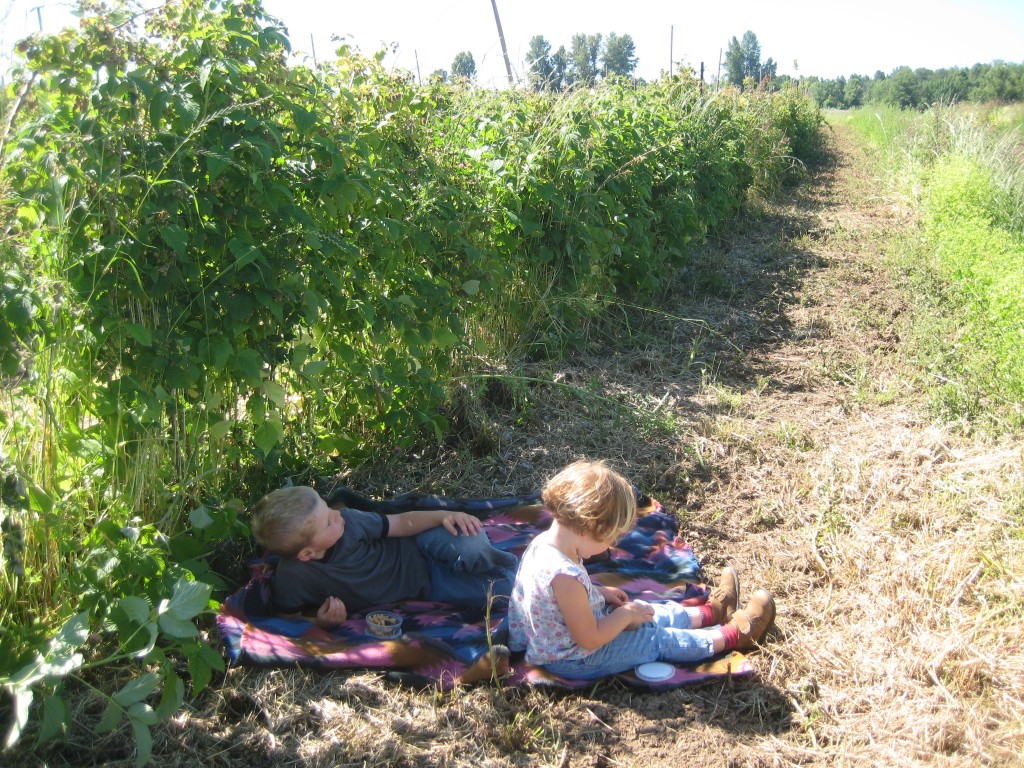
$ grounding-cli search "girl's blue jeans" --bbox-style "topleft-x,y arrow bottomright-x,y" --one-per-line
543,600 -> 716,679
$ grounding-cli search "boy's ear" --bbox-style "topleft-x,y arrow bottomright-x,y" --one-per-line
295,546 -> 316,561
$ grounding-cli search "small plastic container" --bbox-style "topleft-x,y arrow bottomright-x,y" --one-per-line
635,662 -> 675,682
365,611 -> 403,639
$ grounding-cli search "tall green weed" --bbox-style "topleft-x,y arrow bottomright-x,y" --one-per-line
842,105 -> 1024,428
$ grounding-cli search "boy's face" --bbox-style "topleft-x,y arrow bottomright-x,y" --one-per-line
296,498 -> 345,561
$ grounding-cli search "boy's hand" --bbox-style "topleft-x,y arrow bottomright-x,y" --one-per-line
441,511 -> 484,536
597,585 -> 629,607
315,596 -> 348,629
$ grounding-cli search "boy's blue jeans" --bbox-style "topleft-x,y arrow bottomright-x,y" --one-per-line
543,601 -> 716,679
415,528 -> 519,610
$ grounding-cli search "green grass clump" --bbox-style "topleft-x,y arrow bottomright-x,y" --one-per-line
917,156 -> 1024,423
843,105 -> 1024,430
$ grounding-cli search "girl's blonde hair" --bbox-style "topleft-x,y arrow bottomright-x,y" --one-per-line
542,460 -> 636,544
250,485 -> 323,557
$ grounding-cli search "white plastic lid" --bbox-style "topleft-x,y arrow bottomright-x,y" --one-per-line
635,662 -> 675,682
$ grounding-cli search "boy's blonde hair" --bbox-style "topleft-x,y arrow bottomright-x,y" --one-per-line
250,485 -> 323,557
542,460 -> 636,544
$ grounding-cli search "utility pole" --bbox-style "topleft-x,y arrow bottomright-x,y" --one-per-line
31,5 -> 43,32
489,0 -> 514,86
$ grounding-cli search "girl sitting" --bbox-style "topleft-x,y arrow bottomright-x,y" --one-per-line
508,460 -> 775,679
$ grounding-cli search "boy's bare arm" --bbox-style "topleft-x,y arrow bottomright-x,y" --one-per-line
277,596 -> 348,629
385,509 -> 483,538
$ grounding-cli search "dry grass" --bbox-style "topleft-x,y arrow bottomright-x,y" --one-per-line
7,123 -> 1023,768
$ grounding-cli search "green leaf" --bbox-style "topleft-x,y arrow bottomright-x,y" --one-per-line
2,686 -> 32,749
36,693 -> 70,745
128,702 -> 159,726
155,672 -> 185,721
131,717 -> 153,768
56,612 -> 90,650
461,280 -> 481,296
302,360 -> 328,378
27,482 -> 54,514
158,613 -> 198,639
433,327 -> 461,349
206,151 -> 232,182
198,61 -> 214,91
189,506 -> 214,529
162,578 -> 211,622
291,105 -> 316,133
113,672 -> 161,707
159,226 -> 188,258
199,642 -> 225,672
169,533 -> 208,561
263,381 -> 286,407
149,88 -> 169,128
95,698 -> 123,735
187,649 -> 213,695
113,598 -> 158,658
118,597 -> 152,625
124,323 -> 153,346
199,335 -> 232,368
16,204 -> 41,228
254,419 -> 282,455
232,348 -> 263,386
173,92 -> 200,130
39,651 -> 83,679
228,237 -> 262,270
302,290 -> 322,322
208,420 -> 232,440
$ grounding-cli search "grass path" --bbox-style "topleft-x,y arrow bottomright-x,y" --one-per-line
11,121 -> 1022,768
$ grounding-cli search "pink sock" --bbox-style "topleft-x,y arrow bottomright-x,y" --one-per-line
697,603 -> 715,628
720,623 -> 738,651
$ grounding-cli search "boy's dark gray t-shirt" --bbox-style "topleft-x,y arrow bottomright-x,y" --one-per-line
272,508 -> 431,615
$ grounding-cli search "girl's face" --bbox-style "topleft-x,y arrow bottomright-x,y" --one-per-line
578,527 -> 621,558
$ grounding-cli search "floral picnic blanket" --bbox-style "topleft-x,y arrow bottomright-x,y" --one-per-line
216,494 -> 753,689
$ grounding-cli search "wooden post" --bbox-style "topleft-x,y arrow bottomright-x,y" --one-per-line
489,0 -> 515,86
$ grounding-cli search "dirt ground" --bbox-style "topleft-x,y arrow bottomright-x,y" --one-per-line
11,123 -> 1023,767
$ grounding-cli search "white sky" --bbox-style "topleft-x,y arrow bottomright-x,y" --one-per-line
2,0 -> 1023,86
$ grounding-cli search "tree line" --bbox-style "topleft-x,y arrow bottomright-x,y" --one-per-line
430,26 -> 1024,111
430,33 -> 638,88
803,61 -> 1024,109
446,29 -> 777,93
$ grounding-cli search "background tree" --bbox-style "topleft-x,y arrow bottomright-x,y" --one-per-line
724,36 -> 745,87
451,51 -> 476,81
602,32 -> 637,79
878,67 -> 921,108
551,45 -> 569,90
724,30 -> 773,88
741,31 -> 761,81
844,74 -> 867,107
526,35 -> 555,91
568,33 -> 602,86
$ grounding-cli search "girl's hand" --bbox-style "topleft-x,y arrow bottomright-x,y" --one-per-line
618,600 -> 655,628
597,585 -> 629,607
442,511 -> 484,536
315,596 -> 348,629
